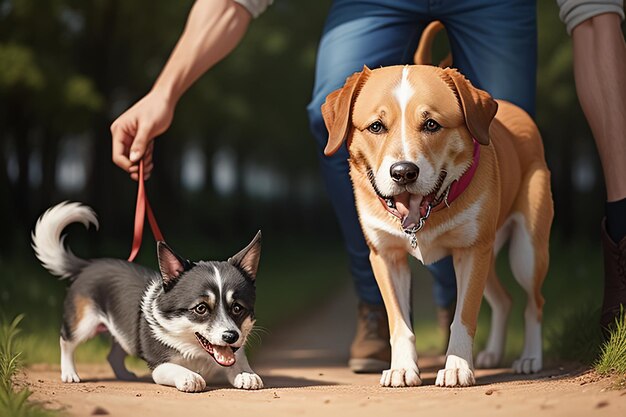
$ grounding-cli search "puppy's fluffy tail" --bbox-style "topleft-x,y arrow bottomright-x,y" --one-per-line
31,201 -> 98,279
414,21 -> 452,67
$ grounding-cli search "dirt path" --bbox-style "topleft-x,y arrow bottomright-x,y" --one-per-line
23,288 -> 626,417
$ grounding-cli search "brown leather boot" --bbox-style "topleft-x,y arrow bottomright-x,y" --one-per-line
600,218 -> 626,336
349,302 -> 391,373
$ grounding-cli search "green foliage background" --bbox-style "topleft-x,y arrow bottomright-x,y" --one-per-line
1,0 -> 619,248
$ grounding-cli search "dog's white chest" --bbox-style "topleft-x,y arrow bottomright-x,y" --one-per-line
410,241 -> 432,263
410,238 -> 449,265
360,210 -> 448,264
360,195 -> 486,265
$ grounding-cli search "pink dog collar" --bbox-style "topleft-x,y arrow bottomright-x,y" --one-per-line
445,138 -> 481,205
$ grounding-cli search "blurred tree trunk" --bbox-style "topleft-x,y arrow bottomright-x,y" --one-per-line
555,128 -> 574,240
152,134 -> 183,232
39,132 -> 59,206
83,0 -> 119,244
12,103 -> 32,230
0,135 -> 14,255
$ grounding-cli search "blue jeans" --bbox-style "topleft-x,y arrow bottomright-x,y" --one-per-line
307,0 -> 537,307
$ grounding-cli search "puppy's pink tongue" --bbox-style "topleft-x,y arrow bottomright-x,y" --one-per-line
212,345 -> 236,367
394,192 -> 424,229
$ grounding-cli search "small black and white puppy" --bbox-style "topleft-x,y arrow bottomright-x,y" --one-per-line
32,201 -> 263,392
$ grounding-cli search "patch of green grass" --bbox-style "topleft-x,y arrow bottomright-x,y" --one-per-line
493,236 -> 604,363
414,321 -> 446,354
0,315 -> 60,417
254,237 -> 348,330
545,306 -> 603,364
595,310 -> 626,386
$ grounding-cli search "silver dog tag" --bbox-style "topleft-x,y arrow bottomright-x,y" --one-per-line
403,204 -> 432,249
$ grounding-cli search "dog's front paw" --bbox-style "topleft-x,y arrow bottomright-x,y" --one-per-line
435,355 -> 475,387
61,371 -> 80,383
380,368 -> 421,387
512,356 -> 541,374
475,350 -> 501,369
233,372 -> 263,390
175,372 -> 206,392
435,367 -> 475,387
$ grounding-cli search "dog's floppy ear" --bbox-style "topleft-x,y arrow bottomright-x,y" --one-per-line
228,230 -> 262,281
443,68 -> 498,145
157,241 -> 190,290
322,66 -> 371,156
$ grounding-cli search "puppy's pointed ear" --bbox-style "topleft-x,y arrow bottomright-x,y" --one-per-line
157,241 -> 189,290
443,68 -> 498,145
322,66 -> 371,156
228,231 -> 262,281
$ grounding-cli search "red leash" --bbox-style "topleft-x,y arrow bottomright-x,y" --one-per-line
128,160 -> 164,262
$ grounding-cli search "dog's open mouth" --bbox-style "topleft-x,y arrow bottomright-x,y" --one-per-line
195,332 -> 236,367
374,170 -> 448,230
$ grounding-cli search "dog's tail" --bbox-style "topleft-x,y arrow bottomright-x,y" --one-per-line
414,21 -> 452,67
31,201 -> 98,279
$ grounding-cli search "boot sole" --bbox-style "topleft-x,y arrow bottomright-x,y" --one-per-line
349,358 -> 389,373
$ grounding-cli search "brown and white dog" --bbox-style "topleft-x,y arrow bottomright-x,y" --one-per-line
322,27 -> 553,388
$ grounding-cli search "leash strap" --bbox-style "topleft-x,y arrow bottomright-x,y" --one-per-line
128,160 -> 164,262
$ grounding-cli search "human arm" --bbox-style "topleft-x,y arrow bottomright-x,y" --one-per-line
111,0 -> 254,180
570,12 -> 626,202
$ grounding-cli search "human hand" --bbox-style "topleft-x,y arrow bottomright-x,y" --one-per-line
110,90 -> 175,180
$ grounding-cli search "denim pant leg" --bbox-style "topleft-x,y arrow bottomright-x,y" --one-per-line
441,0 -> 537,115
307,1 -> 429,306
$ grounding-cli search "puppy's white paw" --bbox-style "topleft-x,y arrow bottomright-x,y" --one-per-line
476,350 -> 501,369
175,372 -> 206,392
512,357 -> 541,374
435,355 -> 475,387
380,368 -> 422,387
61,371 -> 80,383
233,372 -> 263,390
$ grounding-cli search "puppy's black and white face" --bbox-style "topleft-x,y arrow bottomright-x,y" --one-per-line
148,232 -> 261,367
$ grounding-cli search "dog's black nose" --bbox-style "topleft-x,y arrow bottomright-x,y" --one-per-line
390,161 -> 419,185
222,330 -> 239,344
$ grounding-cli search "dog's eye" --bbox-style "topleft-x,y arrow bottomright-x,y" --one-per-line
368,121 -> 386,134
231,303 -> 245,316
424,119 -> 441,133
193,303 -> 209,315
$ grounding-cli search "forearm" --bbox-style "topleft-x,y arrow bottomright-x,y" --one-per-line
572,13 -> 626,201
151,0 -> 251,105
